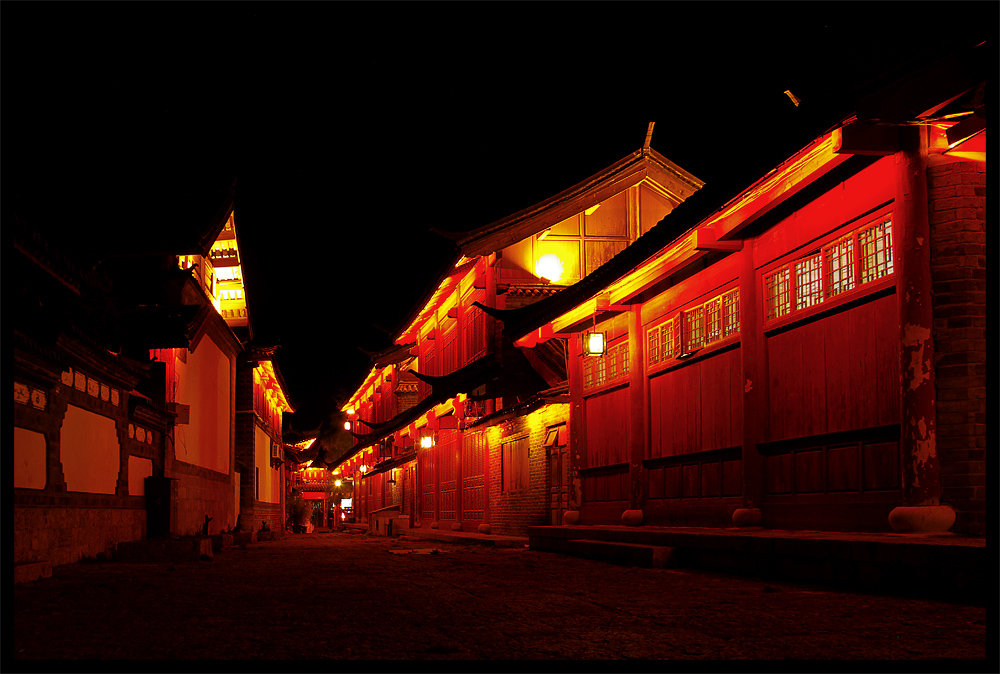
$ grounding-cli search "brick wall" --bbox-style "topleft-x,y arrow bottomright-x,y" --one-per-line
485,403 -> 569,536
15,505 -> 146,567
167,461 -> 236,535
927,159 -> 986,535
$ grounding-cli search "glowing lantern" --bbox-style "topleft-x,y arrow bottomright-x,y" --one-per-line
420,434 -> 434,449
335,479 -> 342,487
535,254 -> 564,283
583,331 -> 606,357
344,421 -> 352,431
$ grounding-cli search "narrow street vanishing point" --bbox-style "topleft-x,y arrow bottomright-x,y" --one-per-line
13,531 -> 987,664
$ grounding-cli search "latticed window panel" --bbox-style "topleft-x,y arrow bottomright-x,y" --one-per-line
859,218 -> 893,284
583,356 -> 606,390
704,298 -> 723,345
824,236 -> 855,298
647,326 -> 661,366
765,267 -> 791,320
721,289 -> 740,337
606,343 -> 620,381
662,319 -> 679,360
795,254 -> 824,310
683,308 -> 705,351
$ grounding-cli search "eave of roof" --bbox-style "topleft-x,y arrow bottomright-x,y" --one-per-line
332,353 -> 502,469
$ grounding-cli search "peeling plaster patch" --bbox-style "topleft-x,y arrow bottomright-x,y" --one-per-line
745,379 -> 753,393
902,324 -> 932,391
913,436 -> 935,472
916,236 -> 924,247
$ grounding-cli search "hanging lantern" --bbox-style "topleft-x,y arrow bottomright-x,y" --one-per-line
583,330 -> 606,357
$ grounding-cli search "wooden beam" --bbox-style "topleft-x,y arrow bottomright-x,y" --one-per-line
695,229 -> 744,252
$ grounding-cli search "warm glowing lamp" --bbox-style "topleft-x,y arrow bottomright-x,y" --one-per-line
335,479 -> 342,487
583,331 -> 606,357
344,421 -> 352,431
359,465 -> 369,474
420,434 -> 434,449
535,254 -> 564,283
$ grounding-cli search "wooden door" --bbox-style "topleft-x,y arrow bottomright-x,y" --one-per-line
462,432 -> 487,523
549,441 -> 569,525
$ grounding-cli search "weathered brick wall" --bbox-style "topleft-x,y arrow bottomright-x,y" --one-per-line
486,403 -> 569,536
15,505 -> 146,567
928,160 -> 986,535
254,500 -> 285,535
167,462 -> 237,535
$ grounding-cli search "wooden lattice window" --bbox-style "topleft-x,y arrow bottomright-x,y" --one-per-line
764,212 -> 894,323
859,217 -> 893,284
585,340 -> 627,390
583,355 -> 606,389
647,326 -> 661,366
794,253 -> 823,310
683,307 -> 705,351
765,267 -> 791,320
662,318 -> 679,360
721,289 -> 740,337
823,235 -> 855,299
704,298 -> 723,344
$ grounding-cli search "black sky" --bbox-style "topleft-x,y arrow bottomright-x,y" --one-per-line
7,2 -> 980,428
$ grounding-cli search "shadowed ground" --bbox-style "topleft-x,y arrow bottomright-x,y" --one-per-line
13,532 -> 986,662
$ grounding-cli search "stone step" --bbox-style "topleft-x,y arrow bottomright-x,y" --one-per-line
560,538 -> 678,568
14,561 -> 53,584
115,537 -> 213,562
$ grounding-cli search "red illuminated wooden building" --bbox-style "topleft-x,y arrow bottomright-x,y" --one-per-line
497,41 -> 987,534
335,141 -> 704,536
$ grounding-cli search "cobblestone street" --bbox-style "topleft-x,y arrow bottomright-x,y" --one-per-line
13,531 -> 987,665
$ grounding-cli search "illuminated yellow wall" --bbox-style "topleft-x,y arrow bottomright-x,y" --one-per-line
175,335 -> 232,473
128,456 -> 153,496
14,427 -> 47,490
254,425 -> 281,504
60,405 -> 120,494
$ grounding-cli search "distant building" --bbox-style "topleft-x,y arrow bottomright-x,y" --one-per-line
336,143 -> 704,536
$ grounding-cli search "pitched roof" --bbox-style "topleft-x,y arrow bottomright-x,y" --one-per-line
390,144 -> 703,345
433,146 -> 703,259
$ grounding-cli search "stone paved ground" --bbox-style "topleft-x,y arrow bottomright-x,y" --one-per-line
13,532 -> 988,664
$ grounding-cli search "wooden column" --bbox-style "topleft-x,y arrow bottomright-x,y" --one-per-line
889,125 -> 951,532
625,307 -> 646,525
564,332 -> 586,525
736,241 -> 765,526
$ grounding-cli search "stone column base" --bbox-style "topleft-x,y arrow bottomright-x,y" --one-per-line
732,508 -> 762,527
888,505 -> 956,532
622,509 -> 644,526
451,522 -> 462,532
477,523 -> 491,535
430,521 -> 439,530
562,510 -> 580,525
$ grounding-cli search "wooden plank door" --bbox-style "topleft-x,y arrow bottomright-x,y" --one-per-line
549,442 -> 569,525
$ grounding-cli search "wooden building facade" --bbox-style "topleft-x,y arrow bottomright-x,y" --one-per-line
336,143 -> 704,536
13,196 -> 295,570
502,46 -> 987,534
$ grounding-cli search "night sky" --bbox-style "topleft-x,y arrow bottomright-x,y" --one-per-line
6,3 -> 969,429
